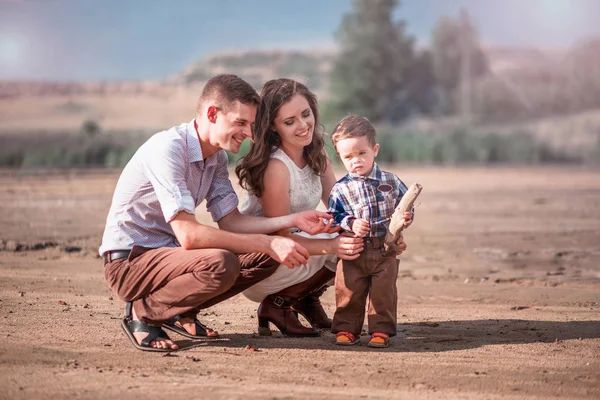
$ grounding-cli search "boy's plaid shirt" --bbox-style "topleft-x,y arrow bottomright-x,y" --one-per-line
327,163 -> 409,238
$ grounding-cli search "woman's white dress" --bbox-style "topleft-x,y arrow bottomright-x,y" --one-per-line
240,148 -> 338,302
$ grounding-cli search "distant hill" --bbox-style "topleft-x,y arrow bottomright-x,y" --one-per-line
0,49 -> 336,132
483,44 -> 565,74
177,49 -> 335,97
0,44 -> 596,143
0,44 -> 564,100
1,44 -> 599,165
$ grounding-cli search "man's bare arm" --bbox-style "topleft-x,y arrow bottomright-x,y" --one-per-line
169,212 -> 310,268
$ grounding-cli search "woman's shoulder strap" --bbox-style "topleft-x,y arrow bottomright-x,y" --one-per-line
270,148 -> 296,173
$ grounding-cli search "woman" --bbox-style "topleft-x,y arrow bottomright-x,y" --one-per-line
235,79 -> 364,337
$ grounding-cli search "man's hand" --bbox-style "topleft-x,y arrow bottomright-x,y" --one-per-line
292,210 -> 338,235
334,233 -> 364,260
268,236 -> 311,269
402,211 -> 414,229
351,218 -> 370,237
395,232 -> 407,255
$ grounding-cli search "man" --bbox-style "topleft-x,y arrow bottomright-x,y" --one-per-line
100,74 -> 335,352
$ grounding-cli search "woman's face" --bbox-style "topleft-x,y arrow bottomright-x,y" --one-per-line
272,93 -> 315,151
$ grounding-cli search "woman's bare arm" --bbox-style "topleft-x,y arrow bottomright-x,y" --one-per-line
261,158 -> 361,258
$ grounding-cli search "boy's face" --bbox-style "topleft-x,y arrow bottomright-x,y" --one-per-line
336,135 -> 379,176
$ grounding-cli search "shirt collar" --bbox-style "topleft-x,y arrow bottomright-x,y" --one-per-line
187,119 -> 222,170
348,163 -> 381,181
186,119 -> 204,164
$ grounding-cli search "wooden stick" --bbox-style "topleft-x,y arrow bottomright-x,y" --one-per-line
384,183 -> 423,250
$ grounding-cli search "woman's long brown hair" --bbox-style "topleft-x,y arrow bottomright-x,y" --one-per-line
235,79 -> 327,198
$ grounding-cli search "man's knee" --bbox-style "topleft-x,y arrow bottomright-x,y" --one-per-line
104,262 -> 136,302
207,250 -> 241,289
243,252 -> 279,282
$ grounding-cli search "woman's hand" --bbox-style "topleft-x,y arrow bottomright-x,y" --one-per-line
292,210 -> 338,235
334,232 -> 364,260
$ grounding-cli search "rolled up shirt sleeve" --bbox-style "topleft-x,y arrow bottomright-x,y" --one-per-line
206,151 -> 239,222
327,183 -> 354,232
142,134 -> 196,223
339,215 -> 356,232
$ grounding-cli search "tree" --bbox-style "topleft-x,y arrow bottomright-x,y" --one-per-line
431,10 -> 489,115
329,0 -> 415,124
81,119 -> 101,137
406,49 -> 438,115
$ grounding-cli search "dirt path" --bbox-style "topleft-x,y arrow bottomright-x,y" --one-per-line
1,166 -> 599,399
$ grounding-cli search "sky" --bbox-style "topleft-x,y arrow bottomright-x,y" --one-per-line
1,0 -> 599,81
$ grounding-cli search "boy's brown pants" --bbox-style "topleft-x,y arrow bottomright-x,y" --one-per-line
331,237 -> 399,336
104,245 -> 278,325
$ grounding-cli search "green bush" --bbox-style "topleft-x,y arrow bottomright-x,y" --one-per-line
0,130 -> 150,169
362,127 -> 576,165
0,126 -> 586,169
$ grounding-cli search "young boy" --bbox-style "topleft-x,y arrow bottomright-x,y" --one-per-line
327,114 -> 413,348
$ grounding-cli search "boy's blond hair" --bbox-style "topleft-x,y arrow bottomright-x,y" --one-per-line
331,114 -> 377,150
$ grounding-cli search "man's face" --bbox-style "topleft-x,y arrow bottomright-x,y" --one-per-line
210,101 -> 256,153
336,135 -> 379,176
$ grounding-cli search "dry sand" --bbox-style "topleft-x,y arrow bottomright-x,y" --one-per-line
0,166 -> 599,399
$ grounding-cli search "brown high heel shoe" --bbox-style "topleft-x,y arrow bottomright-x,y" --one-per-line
256,267 -> 335,335
257,295 -> 319,337
291,285 -> 332,329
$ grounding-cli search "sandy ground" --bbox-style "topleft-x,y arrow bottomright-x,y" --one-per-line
0,166 -> 599,399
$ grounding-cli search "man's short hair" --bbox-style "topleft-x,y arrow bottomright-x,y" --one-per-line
197,74 -> 260,113
331,114 -> 377,149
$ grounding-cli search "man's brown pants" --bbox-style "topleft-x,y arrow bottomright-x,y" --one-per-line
331,241 -> 399,336
104,245 -> 278,324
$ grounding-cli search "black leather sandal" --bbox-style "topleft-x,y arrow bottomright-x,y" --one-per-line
121,302 -> 175,352
162,314 -> 219,339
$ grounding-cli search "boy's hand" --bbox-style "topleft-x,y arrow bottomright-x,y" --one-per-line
383,232 -> 408,256
395,232 -> 407,254
402,211 -> 413,229
351,218 -> 370,237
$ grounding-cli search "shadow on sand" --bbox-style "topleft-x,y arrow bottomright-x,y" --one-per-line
173,319 -> 600,353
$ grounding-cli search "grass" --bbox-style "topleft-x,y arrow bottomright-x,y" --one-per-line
1,124 -> 597,170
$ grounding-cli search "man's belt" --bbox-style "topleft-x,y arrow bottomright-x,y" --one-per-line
103,250 -> 130,264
